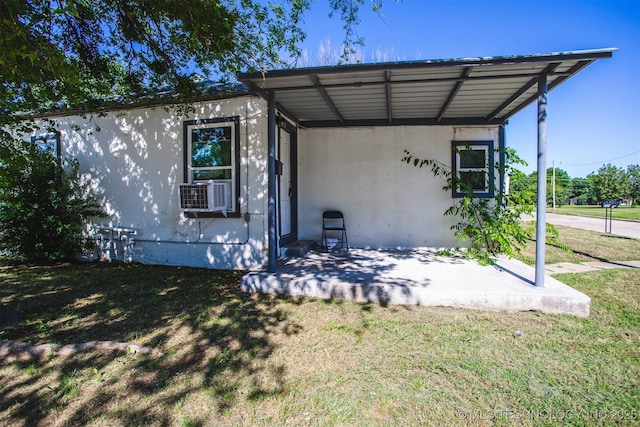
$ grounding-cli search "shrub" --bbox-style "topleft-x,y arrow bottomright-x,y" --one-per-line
402,147 -> 534,265
0,138 -> 104,261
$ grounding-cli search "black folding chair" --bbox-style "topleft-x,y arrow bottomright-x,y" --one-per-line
322,210 -> 349,251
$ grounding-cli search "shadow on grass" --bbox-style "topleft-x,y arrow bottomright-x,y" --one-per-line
545,240 -> 638,268
602,234 -> 637,241
0,262 -> 301,425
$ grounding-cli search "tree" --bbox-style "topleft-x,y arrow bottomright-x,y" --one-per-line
1,1 -> 311,128
547,167 -> 572,207
571,177 -> 594,205
508,169 -> 535,205
1,0 -> 380,261
588,163 -> 630,203
0,0 -> 387,136
524,168 -> 573,207
0,1 -> 385,122
627,164 -> 640,205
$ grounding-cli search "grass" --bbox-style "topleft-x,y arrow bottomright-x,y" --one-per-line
550,205 -> 640,221
517,224 -> 640,265
1,230 -> 639,425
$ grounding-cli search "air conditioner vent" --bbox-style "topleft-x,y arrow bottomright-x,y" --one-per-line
179,181 -> 230,215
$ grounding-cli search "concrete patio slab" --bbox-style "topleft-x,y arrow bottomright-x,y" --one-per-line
583,260 -> 640,270
545,262 -> 602,274
241,249 -> 591,317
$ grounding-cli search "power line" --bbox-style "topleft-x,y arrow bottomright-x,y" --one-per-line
561,150 -> 640,167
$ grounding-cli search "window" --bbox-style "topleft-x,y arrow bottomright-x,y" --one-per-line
183,117 -> 240,217
452,141 -> 494,198
31,132 -> 60,159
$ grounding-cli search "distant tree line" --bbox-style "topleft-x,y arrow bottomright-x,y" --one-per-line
509,163 -> 640,206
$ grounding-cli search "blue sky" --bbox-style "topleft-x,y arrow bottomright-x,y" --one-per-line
294,0 -> 639,178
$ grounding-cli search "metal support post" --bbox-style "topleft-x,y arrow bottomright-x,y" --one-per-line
604,204 -> 613,233
267,91 -> 277,273
535,73 -> 548,287
499,124 -> 506,200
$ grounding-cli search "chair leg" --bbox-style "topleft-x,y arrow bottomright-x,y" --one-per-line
323,228 -> 349,251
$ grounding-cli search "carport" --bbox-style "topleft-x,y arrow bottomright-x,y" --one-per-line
238,48 -> 616,286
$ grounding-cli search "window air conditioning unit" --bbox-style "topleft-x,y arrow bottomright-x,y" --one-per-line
179,180 -> 230,216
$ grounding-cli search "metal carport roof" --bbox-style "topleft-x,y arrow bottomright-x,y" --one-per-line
241,48 -> 616,282
237,48 -> 615,127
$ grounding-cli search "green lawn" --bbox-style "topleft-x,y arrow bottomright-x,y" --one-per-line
1,229 -> 639,426
550,205 -> 640,221
517,224 -> 640,265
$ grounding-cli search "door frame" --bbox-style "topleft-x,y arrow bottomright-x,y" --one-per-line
277,117 -> 298,247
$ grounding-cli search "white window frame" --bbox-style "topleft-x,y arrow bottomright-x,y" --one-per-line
452,141 -> 495,198
187,123 -> 235,183
183,117 -> 240,217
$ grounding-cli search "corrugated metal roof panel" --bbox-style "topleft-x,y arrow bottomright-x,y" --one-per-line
238,49 -> 615,126
327,87 -> 386,99
317,72 -> 386,85
390,68 -> 464,81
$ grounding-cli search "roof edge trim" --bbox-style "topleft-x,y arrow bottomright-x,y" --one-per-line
237,48 -> 617,80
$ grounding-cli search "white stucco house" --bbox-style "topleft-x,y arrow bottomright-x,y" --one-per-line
32,49 -> 614,280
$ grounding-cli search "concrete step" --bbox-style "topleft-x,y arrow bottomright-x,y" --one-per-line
281,240 -> 317,258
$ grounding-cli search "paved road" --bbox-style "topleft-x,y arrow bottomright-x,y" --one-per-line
529,212 -> 640,239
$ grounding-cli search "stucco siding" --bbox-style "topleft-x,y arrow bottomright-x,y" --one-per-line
40,97 -> 499,268
297,125 -> 499,249
53,96 -> 269,269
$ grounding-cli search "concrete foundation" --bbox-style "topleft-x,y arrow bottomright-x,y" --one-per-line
241,249 -> 592,317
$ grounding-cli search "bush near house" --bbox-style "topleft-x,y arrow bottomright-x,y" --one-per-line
402,147 -> 533,264
0,139 -> 104,261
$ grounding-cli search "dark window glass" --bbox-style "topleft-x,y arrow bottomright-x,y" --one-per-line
459,171 -> 487,191
193,169 -> 232,180
191,127 -> 231,168
459,149 -> 486,168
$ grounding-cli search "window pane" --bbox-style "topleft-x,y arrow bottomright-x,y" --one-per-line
460,171 -> 487,191
32,134 -> 59,157
459,149 -> 486,169
193,168 -> 232,181
191,127 -> 231,168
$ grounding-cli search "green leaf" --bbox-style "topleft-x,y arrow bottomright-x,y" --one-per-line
401,146 -> 536,263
